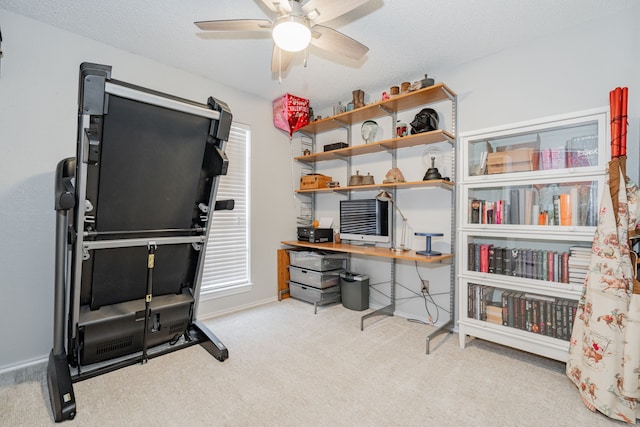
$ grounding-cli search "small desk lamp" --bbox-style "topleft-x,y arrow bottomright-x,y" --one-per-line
376,190 -> 408,252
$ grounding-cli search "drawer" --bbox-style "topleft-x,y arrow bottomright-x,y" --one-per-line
289,282 -> 340,304
289,266 -> 342,288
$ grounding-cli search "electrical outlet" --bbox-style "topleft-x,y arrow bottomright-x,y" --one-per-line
421,279 -> 429,293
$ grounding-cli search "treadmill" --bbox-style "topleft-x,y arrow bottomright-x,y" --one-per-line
47,62 -> 233,422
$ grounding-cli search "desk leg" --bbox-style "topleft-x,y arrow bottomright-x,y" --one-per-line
425,319 -> 454,354
361,259 -> 396,330
360,304 -> 394,331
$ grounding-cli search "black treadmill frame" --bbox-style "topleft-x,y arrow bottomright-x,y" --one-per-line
47,62 -> 232,422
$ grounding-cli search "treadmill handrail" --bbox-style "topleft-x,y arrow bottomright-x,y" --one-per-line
55,157 -> 76,211
105,81 -> 221,121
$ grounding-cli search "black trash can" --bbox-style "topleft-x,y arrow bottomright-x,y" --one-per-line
340,272 -> 370,311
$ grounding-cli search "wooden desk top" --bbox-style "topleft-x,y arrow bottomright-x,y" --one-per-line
281,241 -> 454,264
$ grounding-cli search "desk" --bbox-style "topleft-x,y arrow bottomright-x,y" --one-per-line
281,241 -> 454,354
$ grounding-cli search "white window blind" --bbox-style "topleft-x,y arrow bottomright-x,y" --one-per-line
200,122 -> 250,294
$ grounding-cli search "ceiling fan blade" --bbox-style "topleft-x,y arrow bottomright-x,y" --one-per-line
303,0 -> 370,25
194,19 -> 272,32
310,25 -> 368,60
259,0 -> 292,14
271,45 -> 294,73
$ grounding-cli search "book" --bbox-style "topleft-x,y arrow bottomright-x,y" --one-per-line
546,300 -> 555,337
468,243 -> 475,271
510,189 -> 520,224
472,243 -> 480,270
518,188 -> 526,224
488,246 -> 496,274
503,291 -> 513,327
566,135 -> 598,168
525,190 -> 534,225
559,193 -> 571,226
570,187 -> 579,226
547,251 -> 555,282
486,304 -> 503,325
470,199 -> 481,223
503,247 -> 512,276
553,195 -> 560,226
480,244 -> 490,273
510,249 -> 520,277
539,301 -> 546,335
561,252 -> 570,283
495,247 -> 503,275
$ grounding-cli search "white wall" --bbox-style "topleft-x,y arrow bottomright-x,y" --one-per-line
0,10 -> 296,371
440,6 -> 640,182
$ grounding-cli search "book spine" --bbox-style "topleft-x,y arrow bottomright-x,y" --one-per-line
502,291 -> 511,326
546,300 -> 555,337
488,245 -> 496,274
508,292 -> 516,327
539,301 -> 546,335
468,243 -> 475,271
560,193 -> 571,226
480,244 -> 490,273
561,252 -> 569,283
531,299 -> 539,333
570,187 -> 579,226
502,247 -> 511,276
495,247 -> 503,275
470,199 -> 480,224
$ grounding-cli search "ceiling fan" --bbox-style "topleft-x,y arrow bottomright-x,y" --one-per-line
194,0 -> 371,75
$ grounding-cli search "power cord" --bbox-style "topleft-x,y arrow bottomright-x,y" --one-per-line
368,273 -> 450,326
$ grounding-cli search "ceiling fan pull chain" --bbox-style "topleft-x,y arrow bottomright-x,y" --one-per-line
304,47 -> 308,68
278,48 -> 282,84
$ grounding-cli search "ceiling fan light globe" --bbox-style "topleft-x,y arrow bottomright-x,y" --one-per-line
272,16 -> 311,52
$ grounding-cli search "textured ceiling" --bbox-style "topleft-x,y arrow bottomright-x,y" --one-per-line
0,0 -> 637,109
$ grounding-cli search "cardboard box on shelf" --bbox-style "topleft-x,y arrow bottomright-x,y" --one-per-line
300,174 -> 333,189
487,148 -> 534,174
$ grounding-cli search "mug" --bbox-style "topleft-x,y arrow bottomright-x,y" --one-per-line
396,121 -> 408,137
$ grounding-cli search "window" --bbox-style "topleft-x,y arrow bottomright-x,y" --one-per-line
200,122 -> 251,296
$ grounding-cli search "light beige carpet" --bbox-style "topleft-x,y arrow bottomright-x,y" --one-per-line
0,299 -> 620,426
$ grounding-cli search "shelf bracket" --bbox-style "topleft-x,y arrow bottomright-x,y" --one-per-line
440,87 -> 456,102
331,119 -> 350,130
332,153 -> 350,162
377,104 -> 394,116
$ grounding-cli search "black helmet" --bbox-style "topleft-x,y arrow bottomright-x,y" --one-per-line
410,108 -> 438,134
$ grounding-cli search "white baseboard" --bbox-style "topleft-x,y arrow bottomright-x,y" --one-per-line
197,296 -> 278,321
0,354 -> 47,376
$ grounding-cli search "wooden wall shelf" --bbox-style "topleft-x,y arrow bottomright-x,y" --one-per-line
299,83 -> 456,135
295,179 -> 455,194
295,130 -> 455,163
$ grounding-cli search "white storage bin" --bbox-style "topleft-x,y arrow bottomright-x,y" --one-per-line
289,282 -> 340,304
289,266 -> 343,289
288,251 -> 347,271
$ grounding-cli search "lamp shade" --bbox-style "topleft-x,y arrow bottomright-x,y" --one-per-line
272,15 -> 311,52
